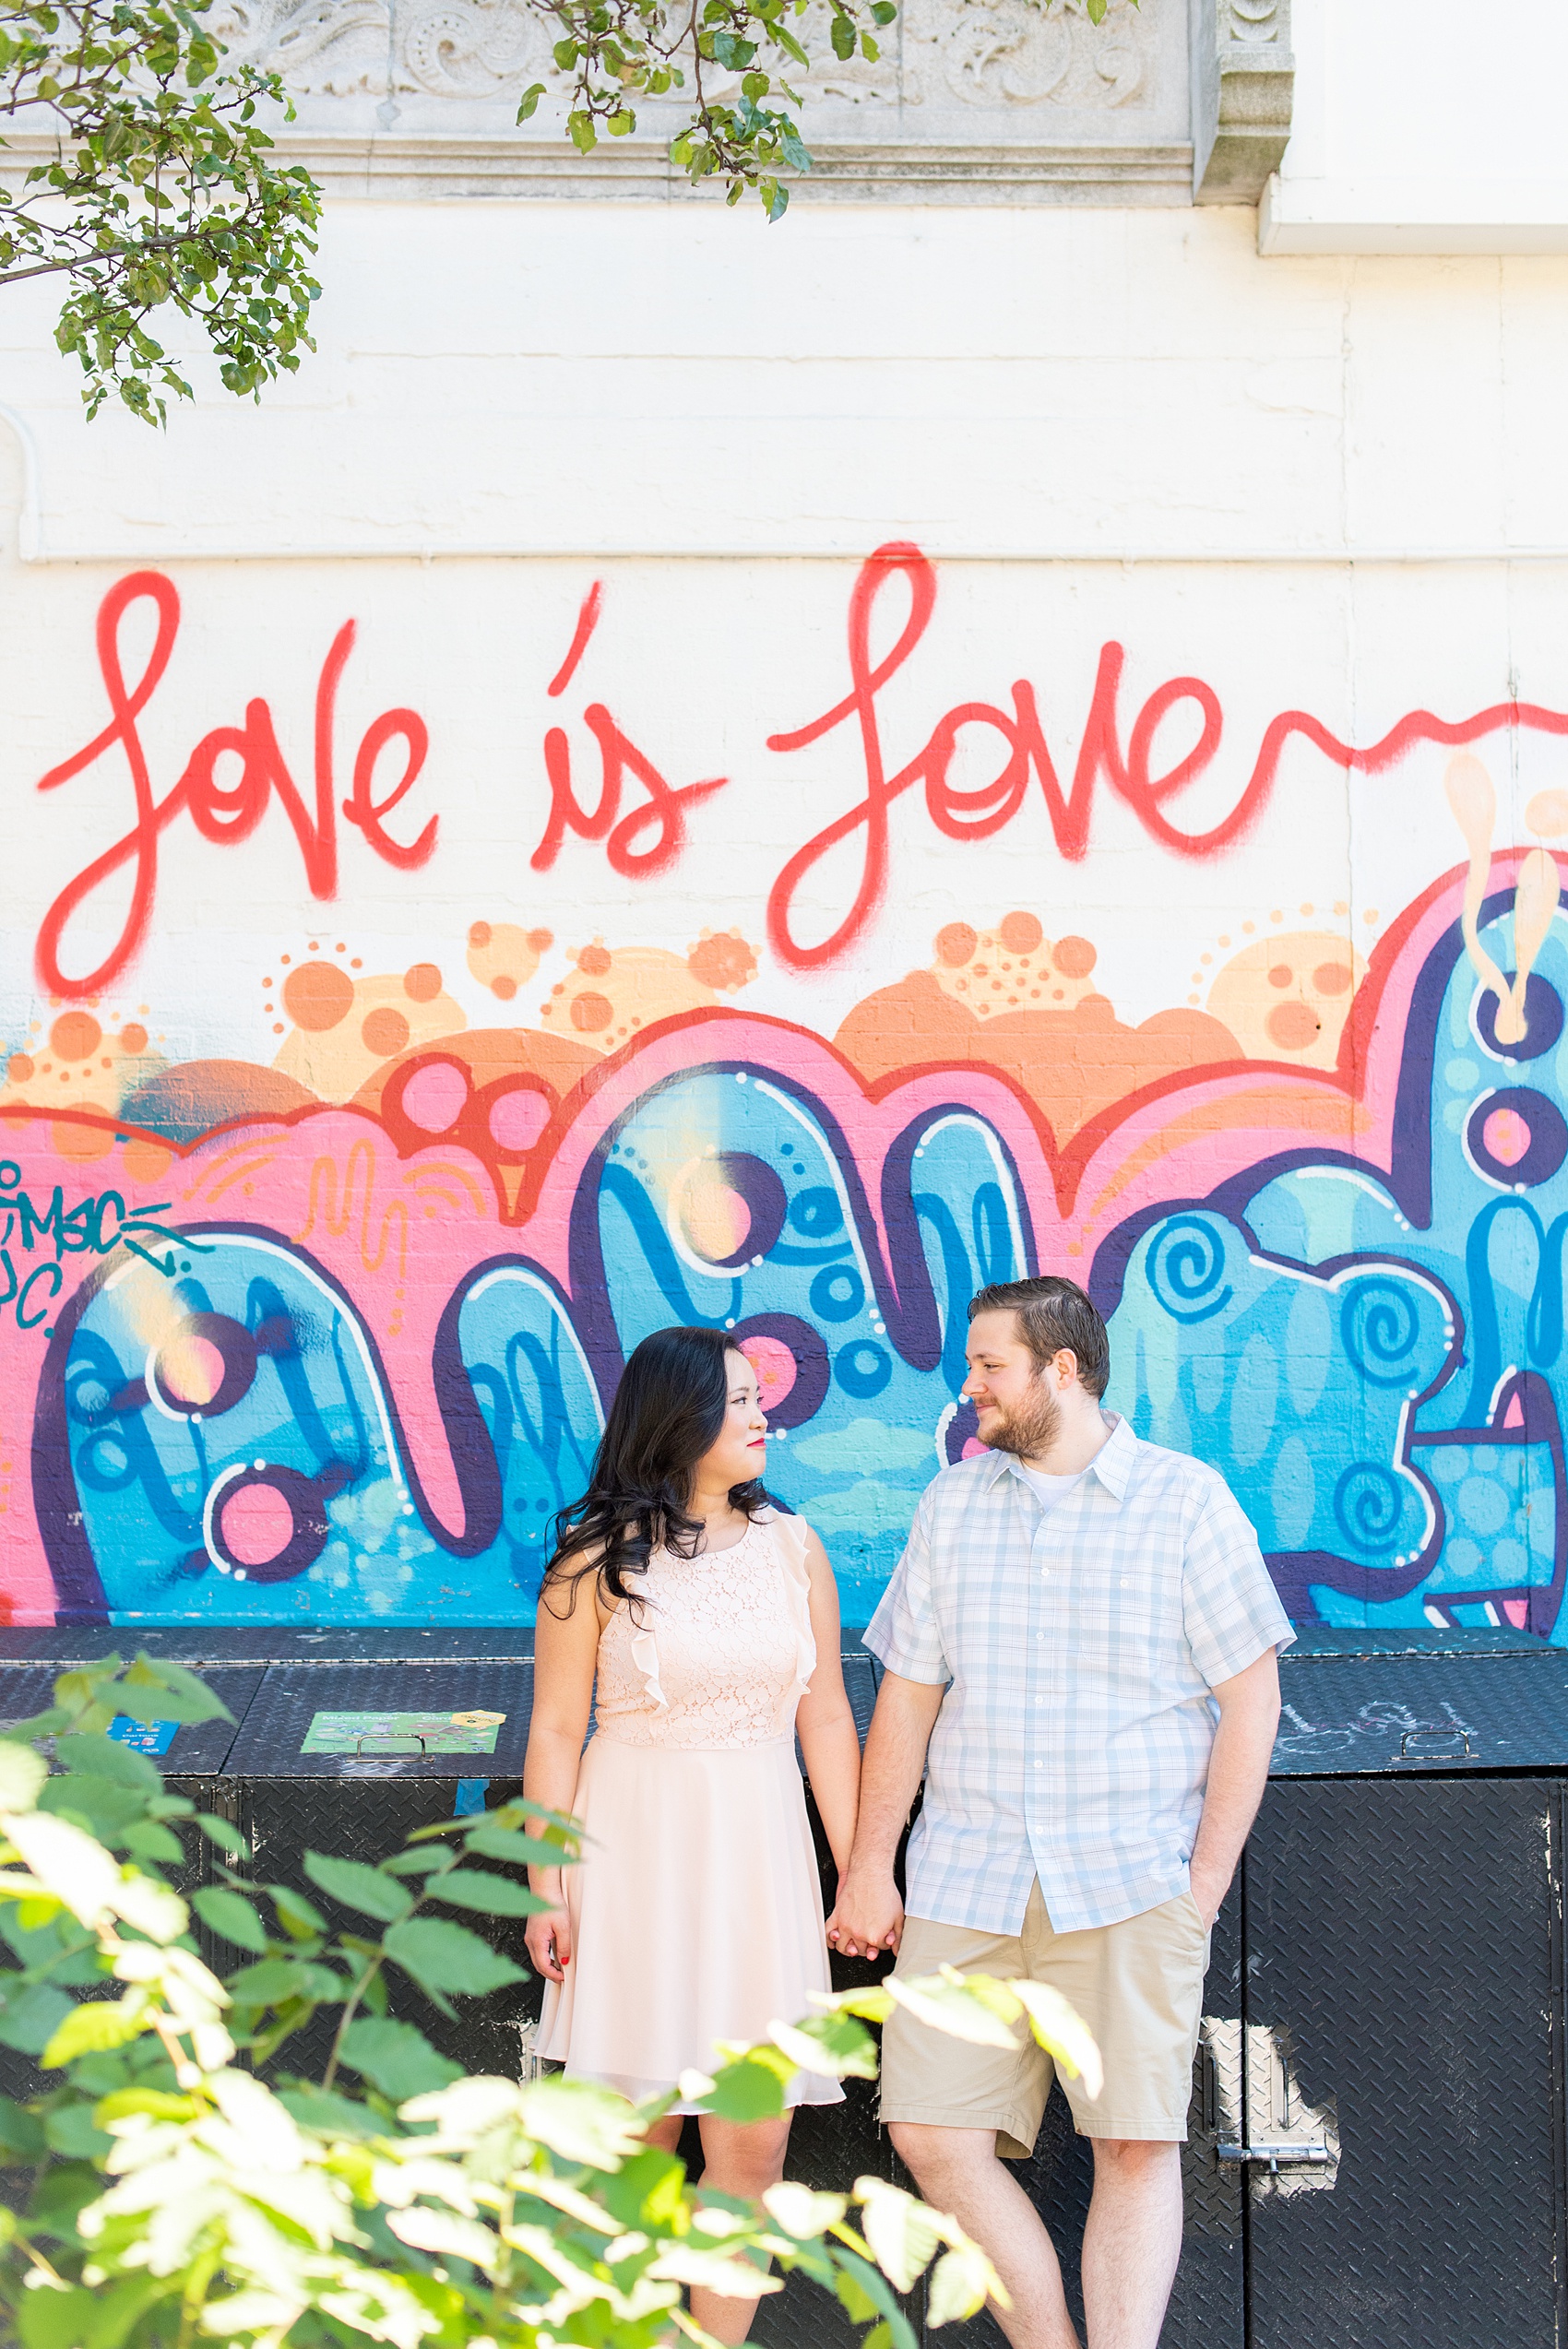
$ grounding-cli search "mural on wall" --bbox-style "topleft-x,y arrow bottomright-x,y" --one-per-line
6,547 -> 1568,1632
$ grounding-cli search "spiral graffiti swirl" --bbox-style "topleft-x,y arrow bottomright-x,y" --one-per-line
1146,1215 -> 1234,1324
1332,1463 -> 1406,1555
1338,1278 -> 1421,1388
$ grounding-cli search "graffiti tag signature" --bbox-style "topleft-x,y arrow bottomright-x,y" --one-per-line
0,1161 -> 206,1331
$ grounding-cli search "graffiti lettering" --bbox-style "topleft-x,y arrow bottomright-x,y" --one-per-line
531,584 -> 729,880
35,573 -> 434,1000
763,542 -> 1568,971
0,1162 -> 205,1292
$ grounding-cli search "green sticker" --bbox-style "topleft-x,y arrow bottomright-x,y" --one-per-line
302,1709 -> 506,1757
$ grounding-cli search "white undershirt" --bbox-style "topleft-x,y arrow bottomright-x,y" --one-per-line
1019,1466 -> 1087,1515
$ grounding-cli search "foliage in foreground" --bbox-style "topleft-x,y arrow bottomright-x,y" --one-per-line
0,1653 -> 1098,2345
0,0 -> 1139,420
0,0 -> 320,421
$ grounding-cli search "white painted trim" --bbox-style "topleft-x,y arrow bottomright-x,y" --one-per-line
1259,171 -> 1568,255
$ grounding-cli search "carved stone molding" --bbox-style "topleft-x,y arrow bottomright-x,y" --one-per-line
1192,0 -> 1292,203
0,0 -> 1294,203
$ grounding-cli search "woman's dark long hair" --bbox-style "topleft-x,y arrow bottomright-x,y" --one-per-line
543,1325 -> 772,1614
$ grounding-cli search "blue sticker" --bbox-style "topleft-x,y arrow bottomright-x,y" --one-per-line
453,1777 -> 487,1817
108,1715 -> 179,1756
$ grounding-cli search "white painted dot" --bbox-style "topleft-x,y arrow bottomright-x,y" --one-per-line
724,1317 -> 736,1329
402,1503 -> 414,1517
750,1254 -> 763,1268
735,1073 -> 749,1086
234,1570 -> 247,1583
253,1458 -> 265,1471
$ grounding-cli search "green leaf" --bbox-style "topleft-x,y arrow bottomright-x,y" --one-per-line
38,1775 -> 145,1836
0,1982 -> 75,2056
835,2260 -> 880,2324
338,2016 -> 461,2102
381,1849 -> 456,1878
121,1820 -> 184,1866
93,2088 -> 196,2128
42,2100 -> 112,2156
1087,0 -> 1106,17
194,1810 -> 246,1855
193,1886 -> 268,1953
42,1998 -> 149,2070
56,1731 -> 161,1792
461,1824 -> 574,1869
702,2046 -> 792,2122
268,1882 -> 327,1940
517,79 -> 545,122
600,2144 -> 688,2228
829,8 -> 855,58
425,1869 -> 543,1918
769,2010 -> 878,2080
927,2243 -> 995,2325
857,2177 -> 944,2294
124,1654 -> 232,1726
276,2083 -> 381,2139
224,1956 -> 313,2005
303,1851 -> 414,1924
0,2094 -> 45,2158
0,1738 -> 47,1812
19,2274 -> 167,2349
383,1916 -> 527,2000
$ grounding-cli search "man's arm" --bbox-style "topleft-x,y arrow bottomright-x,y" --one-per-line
826,1670 -> 945,1959
1187,1645 -> 1281,1927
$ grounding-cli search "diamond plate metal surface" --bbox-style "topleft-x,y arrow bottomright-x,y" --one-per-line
1271,1650 -> 1568,1774
228,1662 -> 533,1777
1245,1774 -> 1566,2349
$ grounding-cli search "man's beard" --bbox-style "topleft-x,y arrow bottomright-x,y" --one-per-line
980,1375 -> 1061,1461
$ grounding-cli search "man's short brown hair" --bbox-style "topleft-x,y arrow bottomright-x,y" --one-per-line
968,1275 -> 1111,1399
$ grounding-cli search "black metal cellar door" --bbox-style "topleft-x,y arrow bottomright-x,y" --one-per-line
1244,1774 -> 1565,2349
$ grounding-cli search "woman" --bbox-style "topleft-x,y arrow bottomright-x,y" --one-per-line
524,1324 -> 862,2348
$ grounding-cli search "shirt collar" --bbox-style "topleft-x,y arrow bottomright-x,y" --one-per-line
977,1411 -> 1135,1505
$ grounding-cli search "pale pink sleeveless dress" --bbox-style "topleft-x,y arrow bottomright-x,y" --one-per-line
535,1507 -> 843,2109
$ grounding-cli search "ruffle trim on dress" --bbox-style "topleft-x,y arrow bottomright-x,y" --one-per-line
623,1512 -> 815,1714
628,1620 -> 668,1710
765,1509 -> 818,1705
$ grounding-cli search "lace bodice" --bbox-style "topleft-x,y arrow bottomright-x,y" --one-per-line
593,1509 -> 817,1750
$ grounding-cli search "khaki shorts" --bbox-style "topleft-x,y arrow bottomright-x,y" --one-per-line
878,1880 -> 1209,2154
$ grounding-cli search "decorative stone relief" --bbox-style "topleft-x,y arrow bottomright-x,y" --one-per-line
183,0 -> 1287,205
900,0 -> 1153,113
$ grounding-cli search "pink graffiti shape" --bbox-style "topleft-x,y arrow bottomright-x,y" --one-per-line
738,1335 -> 798,1412
1482,1107 -> 1532,1167
489,1090 -> 550,1152
401,1062 -> 470,1133
221,1484 -> 294,1568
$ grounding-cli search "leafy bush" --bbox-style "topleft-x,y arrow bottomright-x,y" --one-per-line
0,1655 -> 1095,2346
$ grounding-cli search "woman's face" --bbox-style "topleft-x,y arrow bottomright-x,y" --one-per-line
693,1348 -> 768,1495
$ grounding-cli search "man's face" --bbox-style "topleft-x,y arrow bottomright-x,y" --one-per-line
962,1310 -> 1061,1458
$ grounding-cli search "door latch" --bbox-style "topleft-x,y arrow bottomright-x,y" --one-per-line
1217,2139 -> 1330,2174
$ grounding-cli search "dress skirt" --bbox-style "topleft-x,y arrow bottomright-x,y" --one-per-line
536,1729 -> 844,2108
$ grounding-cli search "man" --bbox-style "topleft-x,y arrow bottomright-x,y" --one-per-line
827,1275 -> 1293,2349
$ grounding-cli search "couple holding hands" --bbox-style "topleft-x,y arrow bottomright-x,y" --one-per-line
524,1276 -> 1293,2349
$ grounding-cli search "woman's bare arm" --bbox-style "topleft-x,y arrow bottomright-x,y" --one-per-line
522,1568 -> 601,1982
794,1525 -> 862,1880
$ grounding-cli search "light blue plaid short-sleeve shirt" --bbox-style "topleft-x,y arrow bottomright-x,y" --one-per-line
864,1417 -> 1295,1934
